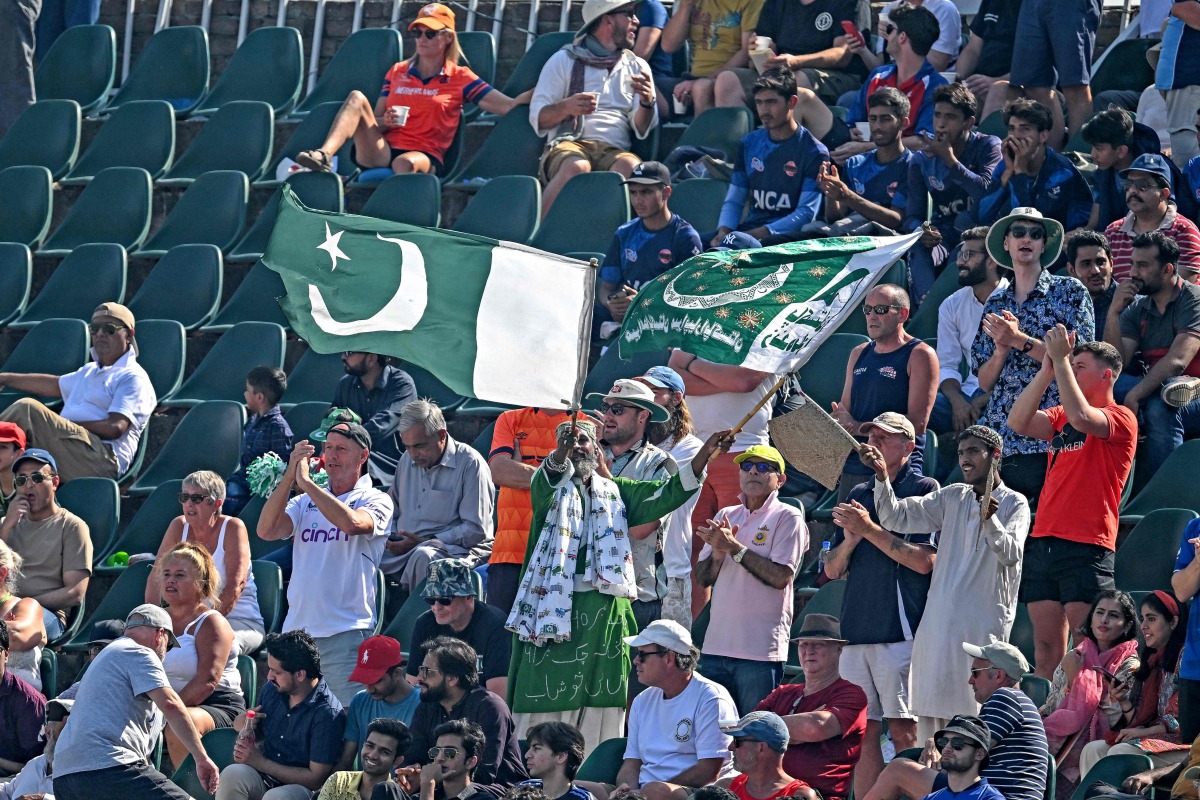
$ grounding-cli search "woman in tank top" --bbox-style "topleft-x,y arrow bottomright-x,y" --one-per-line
0,541 -> 46,690
146,470 -> 264,655
156,542 -> 244,768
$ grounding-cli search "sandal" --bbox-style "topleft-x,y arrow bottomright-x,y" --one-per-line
296,149 -> 333,172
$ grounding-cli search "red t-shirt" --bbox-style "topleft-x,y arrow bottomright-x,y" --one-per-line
730,774 -> 811,800
756,679 -> 867,800
379,60 -> 492,162
1031,403 -> 1137,551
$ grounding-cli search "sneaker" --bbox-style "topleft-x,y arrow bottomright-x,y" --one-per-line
1160,376 -> 1200,408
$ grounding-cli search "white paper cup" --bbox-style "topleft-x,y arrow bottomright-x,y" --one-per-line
672,95 -> 687,115
750,49 -> 772,74
754,35 -> 773,51
391,106 -> 410,127
855,121 -> 872,139
940,71 -> 957,83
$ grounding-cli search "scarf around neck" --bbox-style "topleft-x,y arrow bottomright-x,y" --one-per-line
552,36 -> 626,141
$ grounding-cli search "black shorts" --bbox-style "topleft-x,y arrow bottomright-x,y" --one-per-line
1018,535 -> 1115,605
355,147 -> 443,174
198,685 -> 246,728
820,115 -> 853,150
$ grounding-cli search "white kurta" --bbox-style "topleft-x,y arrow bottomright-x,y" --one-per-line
874,477 -> 1031,720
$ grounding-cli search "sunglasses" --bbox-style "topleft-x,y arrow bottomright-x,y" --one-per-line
632,648 -> 669,662
739,461 -> 779,473
411,28 -> 443,38
425,597 -> 455,606
429,746 -> 461,759
14,473 -> 54,487
89,322 -> 128,335
1124,179 -> 1164,193
599,403 -> 636,416
935,737 -> 977,752
177,492 -> 211,504
1006,225 -> 1045,241
862,303 -> 898,315
885,23 -> 896,34
732,738 -> 758,748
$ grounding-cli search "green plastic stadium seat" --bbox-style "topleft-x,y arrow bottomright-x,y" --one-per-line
161,321 -> 286,408
1115,508 -> 1197,591
0,244 -> 32,327
105,26 -> 210,116
1010,603 -> 1036,668
677,107 -> 755,160
577,737 -> 627,783
63,561 -> 155,650
39,650 -> 57,699
405,362 -> 466,412
128,401 -> 246,497
61,100 -> 175,185
0,99 -> 80,180
170,728 -> 239,800
240,499 -> 278,560
195,27 -> 304,117
669,179 -> 729,234
451,175 -> 541,243
201,262 -> 290,331
137,171 -> 249,257
95,480 -> 183,575
1120,440 -> 1200,525
128,244 -> 223,330
361,173 -> 441,227
57,477 -> 120,562
383,577 -> 430,658
444,105 -> 543,186
252,560 -> 283,639
237,654 -> 258,705
0,318 -> 89,411
282,351 -> 344,408
469,421 -> 495,459
283,402 -> 331,445
289,29 -> 402,118
1020,673 -> 1051,707
907,260 -> 963,339
1091,39 -> 1156,96
795,333 -> 869,409
38,166 -> 153,257
10,243 -> 126,329
0,166 -> 53,248
256,101 -> 358,188
136,319 -> 186,400
458,31 -> 497,86
978,111 -> 1005,138
530,172 -> 629,256
35,24 -> 116,113
227,171 -> 344,263
499,32 -> 574,97
1067,754 -> 1152,800
157,102 -> 274,186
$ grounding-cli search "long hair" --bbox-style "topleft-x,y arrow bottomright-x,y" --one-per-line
647,396 -> 694,446
1076,589 -> 1138,650
1135,592 -> 1189,682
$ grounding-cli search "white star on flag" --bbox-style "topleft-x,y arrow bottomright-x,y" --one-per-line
318,222 -> 349,270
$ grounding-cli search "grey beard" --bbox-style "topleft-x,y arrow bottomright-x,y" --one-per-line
572,452 -> 600,478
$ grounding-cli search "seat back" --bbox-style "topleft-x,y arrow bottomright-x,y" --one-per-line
159,102 -> 274,185
1010,603 -> 1036,669
202,262 -> 291,330
1020,673 -> 1052,707
291,28 -> 403,117
1066,754 -> 1153,800
252,560 -> 284,638
163,321 -> 287,407
0,99 -> 81,180
97,479 -> 184,573
138,170 -> 249,256
1122,440 -> 1200,519
35,24 -> 117,113
260,101 -> 358,185
469,421 -> 495,458
196,26 -> 304,116
283,350 -> 345,407
361,173 -> 442,227
458,31 -> 497,86
170,728 -> 240,800
39,166 -> 153,255
0,319 -> 90,409
677,107 -> 755,160
57,477 -> 121,562
1091,39 -> 1156,96
669,178 -> 729,234
227,171 -> 343,262
451,175 -> 541,243
445,105 -> 544,184
576,737 -> 628,783
794,333 -> 869,409
0,166 -> 52,249
62,100 -> 175,184
1115,508 -> 1198,591
136,319 -> 187,399
63,561 -> 155,650
906,259 -> 963,338
237,654 -> 259,706
0,244 -> 32,327
283,402 -> 332,447
107,26 -> 210,116
128,401 -> 247,496
499,31 -> 574,96
383,577 -> 430,658
40,650 -> 57,699
530,171 -> 629,255
128,244 -> 224,329
12,242 -> 127,329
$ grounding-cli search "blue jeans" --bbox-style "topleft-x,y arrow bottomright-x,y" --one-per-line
698,653 -> 783,715
1114,373 -> 1200,478
43,607 -> 64,641
929,387 -> 988,435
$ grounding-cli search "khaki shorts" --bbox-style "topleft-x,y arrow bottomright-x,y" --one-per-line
540,138 -> 637,182
732,66 -> 862,106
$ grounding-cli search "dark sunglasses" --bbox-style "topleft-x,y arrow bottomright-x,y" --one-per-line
732,738 -> 758,748
935,737 -> 978,752
411,28 -> 443,38
885,23 -> 896,34
862,303 -> 898,315
14,473 -> 54,487
1006,225 -> 1045,241
599,402 -> 635,416
632,648 -> 669,662
739,461 -> 779,473
89,322 -> 128,335
429,746 -> 460,759
425,597 -> 455,606
177,492 -> 211,504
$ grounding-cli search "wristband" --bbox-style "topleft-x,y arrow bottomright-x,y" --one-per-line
639,100 -> 655,108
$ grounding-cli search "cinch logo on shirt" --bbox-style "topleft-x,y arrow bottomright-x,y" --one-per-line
752,189 -> 793,211
300,525 -> 348,543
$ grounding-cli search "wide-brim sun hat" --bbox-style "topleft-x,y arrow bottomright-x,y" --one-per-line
585,378 -> 670,423
576,0 -> 637,39
985,206 -> 1064,270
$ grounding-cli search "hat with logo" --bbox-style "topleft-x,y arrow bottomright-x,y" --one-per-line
638,366 -> 686,395
860,412 -> 916,441
576,0 -> 638,38
87,618 -> 126,646
586,378 -> 670,423
720,711 -> 791,753
985,207 -> 1065,270
410,2 -> 456,30
623,161 -> 671,187
1119,152 -> 1174,191
712,231 -> 762,252
962,636 -> 1030,679
125,604 -> 180,649
934,715 -> 992,753
733,444 -> 787,474
422,558 -> 477,599
623,619 -> 693,655
349,635 -> 405,685
0,422 -> 26,449
790,613 -> 848,644
13,447 -> 57,473
310,407 -> 364,442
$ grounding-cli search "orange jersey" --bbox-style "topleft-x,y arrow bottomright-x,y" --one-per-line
488,407 -> 571,565
379,60 -> 492,162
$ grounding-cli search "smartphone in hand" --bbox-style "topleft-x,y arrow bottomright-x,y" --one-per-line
841,21 -> 866,48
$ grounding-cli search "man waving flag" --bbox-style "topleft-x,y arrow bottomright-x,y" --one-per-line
261,187 -> 594,409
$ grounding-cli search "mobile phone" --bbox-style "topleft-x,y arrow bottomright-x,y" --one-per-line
841,21 -> 866,48
1094,666 -> 1119,683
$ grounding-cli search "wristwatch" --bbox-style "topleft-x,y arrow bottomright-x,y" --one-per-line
732,546 -> 749,564
1021,337 -> 1035,354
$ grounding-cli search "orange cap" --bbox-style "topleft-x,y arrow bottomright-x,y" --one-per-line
410,3 -> 455,31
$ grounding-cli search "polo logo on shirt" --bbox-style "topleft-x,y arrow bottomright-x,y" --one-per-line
784,160 -> 797,177
625,248 -> 638,262
753,526 -> 769,545
815,11 -> 833,30
751,157 -> 765,172
878,366 -> 898,379
674,718 -> 694,742
659,248 -> 673,264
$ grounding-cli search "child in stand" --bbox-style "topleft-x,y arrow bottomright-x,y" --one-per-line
224,366 -> 292,515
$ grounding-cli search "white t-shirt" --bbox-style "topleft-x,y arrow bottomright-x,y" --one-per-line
528,48 -> 657,150
282,475 -> 393,638
625,673 -> 737,784
884,0 -> 962,61
57,348 -> 156,474
661,433 -> 704,579
687,375 -> 776,452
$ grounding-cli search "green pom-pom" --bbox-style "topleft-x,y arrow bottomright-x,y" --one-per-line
247,452 -> 287,497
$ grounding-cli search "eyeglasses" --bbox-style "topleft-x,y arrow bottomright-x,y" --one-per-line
632,648 -> 670,662
969,666 -> 995,675
739,461 -> 779,473
1006,225 -> 1045,241
425,597 -> 455,606
177,492 -> 211,504
884,23 -> 896,34
599,403 -> 635,416
429,746 -> 461,759
89,322 -> 128,336
862,303 -> 899,315
1124,179 -> 1164,193
957,247 -> 985,262
935,737 -> 977,752
411,28 -> 443,38
417,665 -> 440,677
14,473 -> 54,487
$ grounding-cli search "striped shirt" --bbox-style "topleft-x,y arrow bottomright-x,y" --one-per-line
1104,204 -> 1200,283
978,687 -> 1049,800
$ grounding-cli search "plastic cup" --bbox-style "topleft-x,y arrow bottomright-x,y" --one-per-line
673,95 -> 687,115
855,121 -> 872,139
391,106 -> 410,127
940,71 -> 957,83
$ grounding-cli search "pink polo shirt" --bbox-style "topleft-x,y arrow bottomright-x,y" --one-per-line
700,491 -> 808,661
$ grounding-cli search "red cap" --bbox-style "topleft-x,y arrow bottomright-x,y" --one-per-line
349,635 -> 404,685
0,423 -> 26,449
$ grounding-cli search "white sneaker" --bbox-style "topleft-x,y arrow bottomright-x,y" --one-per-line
1160,376 -> 1200,408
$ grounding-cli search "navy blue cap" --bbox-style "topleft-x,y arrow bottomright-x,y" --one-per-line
1119,153 -> 1173,191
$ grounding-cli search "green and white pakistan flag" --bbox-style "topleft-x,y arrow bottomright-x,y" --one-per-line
261,187 -> 594,408
618,232 -> 922,372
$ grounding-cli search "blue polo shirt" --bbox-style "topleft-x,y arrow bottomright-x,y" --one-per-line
843,149 -> 914,212
1175,518 -> 1200,680
259,677 -> 346,769
600,215 -> 703,290
718,127 -> 830,235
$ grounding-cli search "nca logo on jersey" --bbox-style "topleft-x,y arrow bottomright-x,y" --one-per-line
752,189 -> 793,211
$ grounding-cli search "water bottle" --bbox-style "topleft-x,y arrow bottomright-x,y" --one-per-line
238,709 -> 256,745
817,540 -> 831,573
